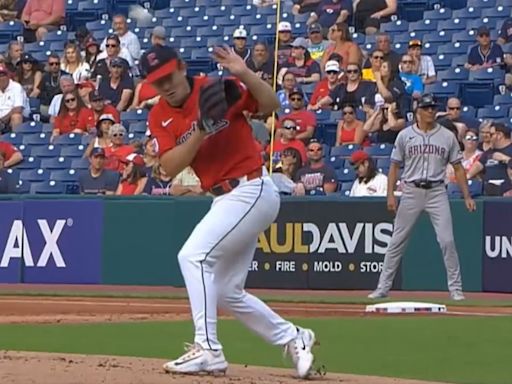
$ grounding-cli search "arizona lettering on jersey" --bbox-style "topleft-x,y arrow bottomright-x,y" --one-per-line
148,76 -> 262,190
407,143 -> 447,158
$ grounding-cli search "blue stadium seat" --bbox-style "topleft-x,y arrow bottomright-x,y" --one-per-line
15,180 -> 30,194
481,6 -> 510,20
241,14 -> 267,26
460,83 -> 495,108
469,67 -> 505,82
16,144 -> 31,157
205,6 -> 229,17
49,41 -> 65,52
31,180 -> 66,194
78,0 -> 106,15
197,0 -> 220,5
331,144 -> 361,158
212,15 -> 239,27
61,145 -> 86,157
30,145 -> 61,158
381,20 -> 409,34
336,168 -> 356,182
15,156 -> 40,170
179,6 -> 205,17
437,18 -> 467,31
437,42 -> 470,55
23,133 -> 51,146
24,41 -> 49,53
451,55 -> 468,67
477,106 -> 507,119
1,132 -> 22,145
191,48 -> 212,60
437,67 -> 470,82
180,36 -> 207,48
408,19 -> 438,33
169,25 -> 196,37
365,143 -> 394,157
42,124 -> 54,133
231,5 -> 256,16
189,16 -> 215,27
250,24 -> 275,37
71,158 -> 90,170
452,7 -> 482,19
51,169 -> 80,183
171,0 -> 194,7
29,98 -> 40,114
432,54 -> 456,70
6,168 -> 20,182
493,94 -> 512,107
461,105 -> 476,118
17,121 -> 43,134
451,30 -> 478,43
53,133 -> 83,145
160,15 -> 187,28
129,122 -> 148,134
423,31 -> 451,45
121,109 -> 148,124
466,18 -> 494,32
423,7 -> 452,20
418,42 -> 436,55
377,158 -> 391,169
467,0 -> 496,7
86,19 -> 109,31
424,81 -> 459,98
20,168 -> 50,182
447,179 -> 483,198
351,33 -> 365,45
398,0 -> 429,22
326,156 -> 344,170
40,157 -> 72,170
340,182 -> 353,197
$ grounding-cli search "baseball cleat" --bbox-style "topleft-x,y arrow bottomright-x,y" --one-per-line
163,343 -> 228,375
368,290 -> 388,299
450,291 -> 465,301
284,327 -> 317,379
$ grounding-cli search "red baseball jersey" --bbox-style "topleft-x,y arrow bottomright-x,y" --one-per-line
149,76 -> 263,190
0,141 -> 18,161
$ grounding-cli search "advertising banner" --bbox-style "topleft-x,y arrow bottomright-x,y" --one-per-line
0,201 -> 23,283
483,201 -> 512,292
20,200 -> 103,284
247,199 -> 399,290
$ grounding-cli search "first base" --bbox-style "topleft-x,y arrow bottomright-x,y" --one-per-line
365,301 -> 447,314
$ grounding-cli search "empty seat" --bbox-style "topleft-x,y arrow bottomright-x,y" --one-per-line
336,167 -> 356,182
424,81 -> 460,98
60,145 -> 86,157
53,133 -> 83,145
15,156 -> 40,170
71,158 -> 90,170
17,121 -> 43,134
437,67 -> 470,82
40,157 -> 72,170
31,180 -> 66,194
50,169 -> 80,183
365,143 -> 394,157
23,133 -> 51,146
20,168 -> 50,182
477,106 -> 507,119
331,144 -> 361,158
30,145 -> 61,158
1,132 -> 22,145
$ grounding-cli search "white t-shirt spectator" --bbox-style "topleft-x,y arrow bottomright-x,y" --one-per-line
61,62 -> 91,84
418,55 -> 436,80
349,173 -> 388,197
48,94 -> 63,117
0,79 -> 29,118
101,31 -> 141,61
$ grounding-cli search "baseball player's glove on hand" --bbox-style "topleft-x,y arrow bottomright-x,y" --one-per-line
198,78 -> 241,133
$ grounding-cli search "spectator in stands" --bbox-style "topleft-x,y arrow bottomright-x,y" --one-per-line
349,150 -> 387,196
246,41 -> 274,85
14,52 -> 41,98
308,60 -> 342,108
232,28 -> 251,62
0,0 -> 18,22
84,113 -> 115,158
282,88 -> 316,141
306,23 -> 330,64
466,26 -> 504,71
78,78 -> 94,108
5,40 -> 23,74
315,63 -> 373,109
48,75 -> 74,123
321,22 -> 361,70
61,41 -> 91,84
52,90 -> 86,140
75,26 -> 92,53
278,37 -> 321,85
268,118 -> 307,166
272,147 -> 303,195
79,147 -> 119,195
93,35 -> 132,80
150,26 -> 166,47
407,39 -> 436,85
362,101 -> 405,144
446,128 -> 482,183
498,17 -> 512,45
104,123 -> 135,172
85,37 -> 101,74
143,163 -> 173,196
173,166 -> 203,196
38,53 -> 66,118
307,0 -> 352,31
336,104 -> 366,145
294,139 -> 337,195
143,137 -> 158,173
362,49 -> 384,81
0,150 -> 17,193
21,0 -> 65,42
277,72 -> 304,110
129,78 -> 159,111
292,0 -> 321,15
478,120 -> 493,152
504,44 -> 512,91
436,97 -> 470,139
353,0 -> 396,35
77,90 -> 120,133
0,139 -> 23,167
468,123 -> 512,196
399,54 -> 423,100
97,57 -> 134,112
101,14 -> 141,61
0,64 -> 25,132
116,153 -> 147,195
367,58 -> 406,107
277,21 -> 293,65
371,33 -> 400,74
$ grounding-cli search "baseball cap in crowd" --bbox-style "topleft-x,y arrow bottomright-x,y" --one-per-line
308,22 -> 322,34
140,45 -> 180,83
417,93 -> 439,109
289,87 -> 304,97
408,39 -> 422,48
350,150 -> 370,166
233,28 -> 248,39
20,53 -> 37,63
90,147 -> 106,157
90,90 -> 104,102
110,123 -> 127,136
477,25 -> 490,36
125,153 -> 145,166
151,26 -> 166,39
96,113 -> 116,129
325,60 -> 340,73
291,37 -> 308,48
111,57 -> 124,67
278,21 -> 292,32
86,37 -> 100,48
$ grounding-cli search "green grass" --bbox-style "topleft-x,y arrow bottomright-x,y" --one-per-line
1,290 -> 512,308
0,317 -> 511,384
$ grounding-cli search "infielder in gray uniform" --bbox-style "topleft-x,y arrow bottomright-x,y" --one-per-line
368,94 -> 476,301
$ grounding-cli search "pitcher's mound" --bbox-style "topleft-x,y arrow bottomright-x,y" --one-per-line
0,351 -> 449,384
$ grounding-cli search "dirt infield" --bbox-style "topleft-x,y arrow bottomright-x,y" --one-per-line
0,286 -> 511,383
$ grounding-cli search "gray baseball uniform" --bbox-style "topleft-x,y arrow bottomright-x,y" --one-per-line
374,123 -> 464,295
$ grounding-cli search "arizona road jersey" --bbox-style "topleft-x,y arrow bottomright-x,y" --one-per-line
149,76 -> 262,190
391,123 -> 462,182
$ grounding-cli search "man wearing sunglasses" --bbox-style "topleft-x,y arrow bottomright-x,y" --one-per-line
93,35 -> 133,80
295,139 -> 337,195
39,52 -> 68,119
282,87 -> 316,141
267,118 -> 307,166
399,54 -> 423,100
466,25 -> 504,71
369,93 -> 475,302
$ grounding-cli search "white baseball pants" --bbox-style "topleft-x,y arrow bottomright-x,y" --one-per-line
177,172 -> 298,350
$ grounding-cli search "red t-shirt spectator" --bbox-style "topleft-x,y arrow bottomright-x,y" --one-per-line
268,139 -> 307,165
104,144 -> 135,172
77,105 -> 120,133
54,111 -> 83,134
118,180 -> 138,195
309,79 -> 331,106
0,141 -> 19,162
282,110 -> 317,137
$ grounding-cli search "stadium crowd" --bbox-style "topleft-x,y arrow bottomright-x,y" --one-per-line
0,0 -> 511,198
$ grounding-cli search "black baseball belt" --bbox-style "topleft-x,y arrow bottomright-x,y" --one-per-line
407,180 -> 445,190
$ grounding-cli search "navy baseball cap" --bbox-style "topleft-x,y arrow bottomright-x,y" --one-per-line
90,90 -> 104,102
417,93 -> 439,108
140,45 -> 180,83
90,147 -> 106,157
289,87 -> 304,97
111,57 -> 124,67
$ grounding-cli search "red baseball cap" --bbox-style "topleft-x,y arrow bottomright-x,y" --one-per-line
350,150 -> 369,165
125,153 -> 145,167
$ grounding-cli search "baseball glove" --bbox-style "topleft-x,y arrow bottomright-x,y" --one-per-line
198,78 -> 241,133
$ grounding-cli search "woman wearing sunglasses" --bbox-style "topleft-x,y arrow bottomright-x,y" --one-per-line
336,104 -> 367,145
446,129 -> 482,183
52,90 -> 86,141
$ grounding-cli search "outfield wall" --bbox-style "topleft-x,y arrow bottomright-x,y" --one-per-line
0,196 -> 510,292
